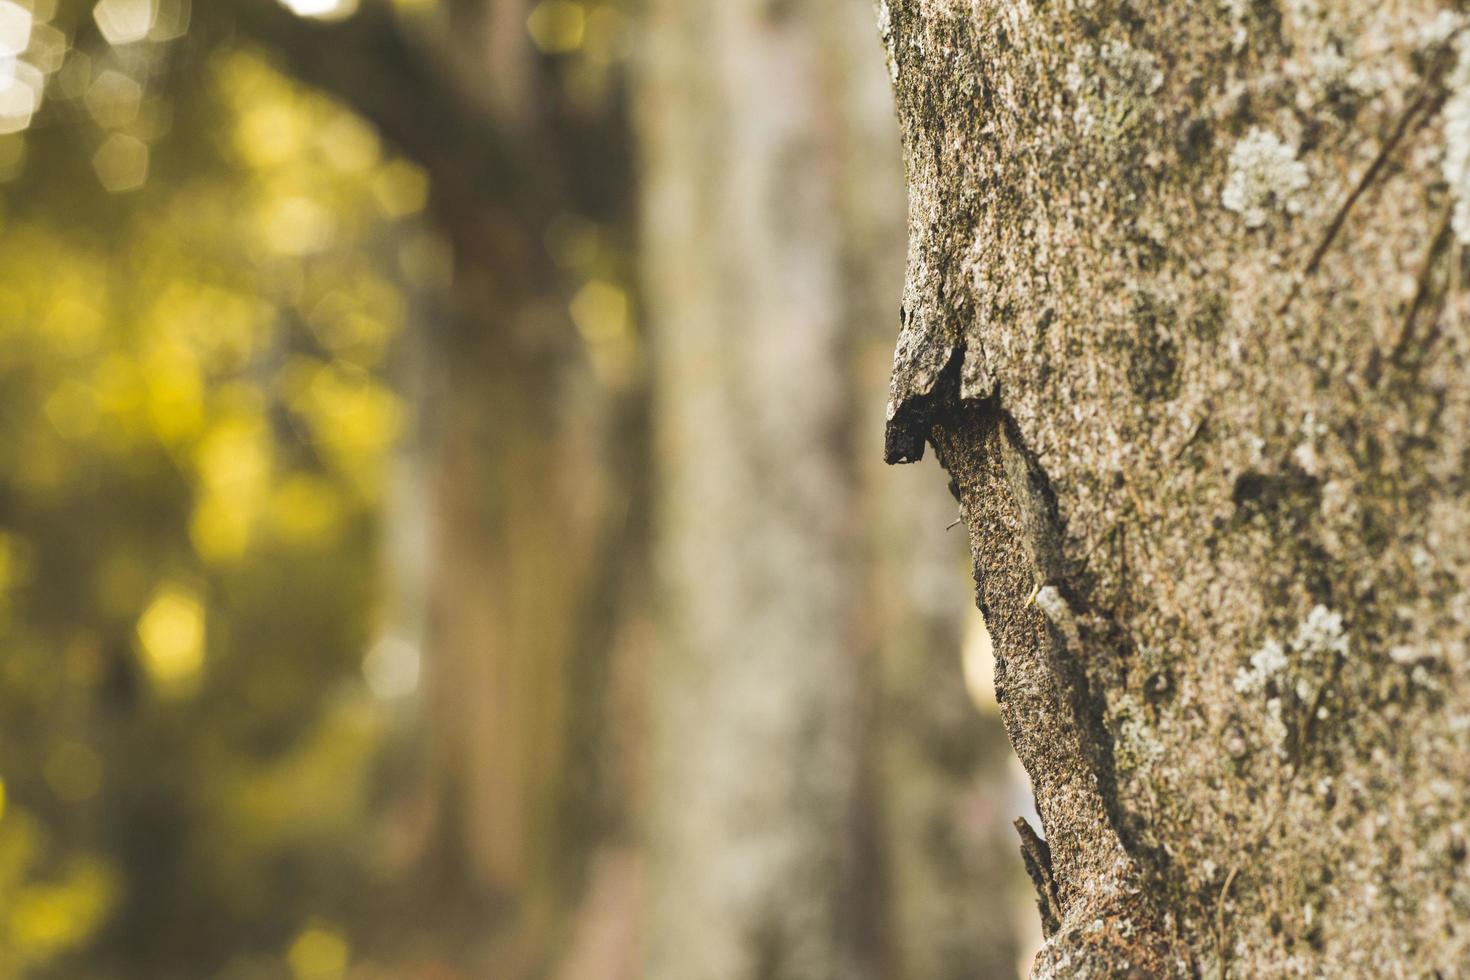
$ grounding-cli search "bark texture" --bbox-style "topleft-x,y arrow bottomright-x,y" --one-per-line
880,1 -> 1470,976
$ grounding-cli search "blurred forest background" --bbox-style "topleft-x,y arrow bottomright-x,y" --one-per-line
0,0 -> 1034,977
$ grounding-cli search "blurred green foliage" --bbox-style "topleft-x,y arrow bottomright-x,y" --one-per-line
0,7 -> 443,974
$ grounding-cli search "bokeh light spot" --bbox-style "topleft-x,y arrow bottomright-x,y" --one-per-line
147,0 -> 189,42
91,132 -> 149,193
371,159 -> 427,217
363,633 -> 420,700
0,1 -> 32,57
277,0 -> 358,22
0,60 -> 41,134
9,859 -> 116,955
92,0 -> 155,46
570,279 -> 629,344
136,584 -> 205,693
84,69 -> 142,128
526,0 -> 586,54
25,22 -> 65,74
54,49 -> 89,100
261,195 -> 336,255
318,111 -> 379,173
286,925 -> 350,979
269,473 -> 341,546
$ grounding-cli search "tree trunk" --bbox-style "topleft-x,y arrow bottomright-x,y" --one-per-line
637,1 -> 1027,977
203,3 -> 646,973
636,0 -> 868,974
879,1 -> 1470,976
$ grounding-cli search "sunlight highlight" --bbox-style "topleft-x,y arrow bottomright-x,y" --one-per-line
277,0 -> 359,21
92,0 -> 155,46
287,925 -> 350,979
363,633 -> 420,700
136,584 -> 205,692
527,0 -> 586,53
0,60 -> 41,134
92,133 -> 149,193
0,2 -> 32,57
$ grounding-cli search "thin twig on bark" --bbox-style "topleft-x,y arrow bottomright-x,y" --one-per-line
1278,91 -> 1436,316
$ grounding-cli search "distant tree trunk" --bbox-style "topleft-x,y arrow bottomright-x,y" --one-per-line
636,0 -> 868,973
880,1 -> 1470,976
205,3 -> 646,975
869,457 -> 1029,980
636,1 -> 1025,977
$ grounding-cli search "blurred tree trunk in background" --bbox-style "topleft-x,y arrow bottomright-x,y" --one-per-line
636,1 -> 1021,977
205,2 -> 648,975
636,0 -> 869,967
879,1 -> 1470,976
204,1 -> 1029,977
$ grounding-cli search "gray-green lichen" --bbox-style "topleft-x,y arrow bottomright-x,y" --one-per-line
881,0 -> 1470,974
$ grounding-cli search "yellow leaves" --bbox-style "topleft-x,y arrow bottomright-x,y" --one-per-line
318,112 -> 379,174
147,282 -> 260,374
287,924 -> 350,979
141,341 -> 204,444
42,290 -> 105,357
191,409 -> 270,563
223,696 -> 381,850
219,50 -> 426,235
43,379 -> 99,440
0,809 -> 116,978
305,279 -> 401,365
259,194 -> 337,256
284,358 -> 403,494
0,534 -> 25,629
371,158 -> 427,217
234,100 -> 310,170
6,855 -> 116,963
0,34 -> 418,980
269,473 -> 341,548
135,583 -> 205,694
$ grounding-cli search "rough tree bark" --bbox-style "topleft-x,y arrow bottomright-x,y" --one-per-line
879,1 -> 1470,976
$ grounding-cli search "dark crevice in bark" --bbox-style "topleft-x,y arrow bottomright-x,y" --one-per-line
883,342 -> 962,465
